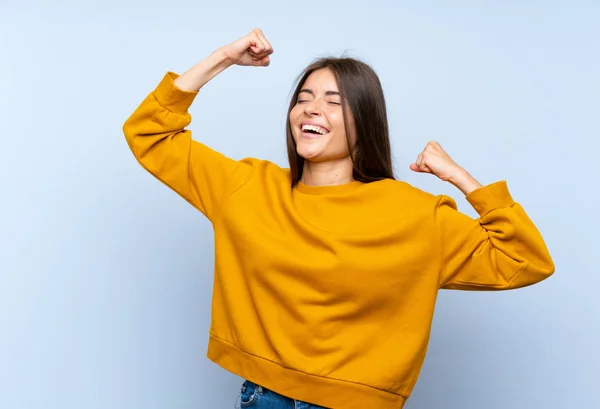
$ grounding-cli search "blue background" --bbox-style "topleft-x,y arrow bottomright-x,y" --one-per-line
1,1 -> 598,408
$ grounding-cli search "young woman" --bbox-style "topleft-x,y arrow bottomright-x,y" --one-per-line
122,29 -> 554,409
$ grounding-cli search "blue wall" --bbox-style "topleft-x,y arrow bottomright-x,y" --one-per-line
1,1 -> 598,408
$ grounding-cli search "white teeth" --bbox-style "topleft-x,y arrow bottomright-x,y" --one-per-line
301,124 -> 329,135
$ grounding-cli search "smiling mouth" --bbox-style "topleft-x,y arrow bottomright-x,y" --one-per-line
300,124 -> 330,136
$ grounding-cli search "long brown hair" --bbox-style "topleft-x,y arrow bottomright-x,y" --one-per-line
286,57 -> 395,185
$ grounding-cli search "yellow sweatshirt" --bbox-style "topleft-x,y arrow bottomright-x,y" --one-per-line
122,72 -> 555,409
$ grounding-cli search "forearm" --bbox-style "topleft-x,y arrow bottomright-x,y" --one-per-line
173,49 -> 233,92
448,168 -> 483,196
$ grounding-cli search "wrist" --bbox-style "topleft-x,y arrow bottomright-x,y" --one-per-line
448,168 -> 482,196
211,48 -> 234,70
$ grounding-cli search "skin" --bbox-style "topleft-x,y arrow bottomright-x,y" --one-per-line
173,28 -> 483,196
289,68 -> 357,187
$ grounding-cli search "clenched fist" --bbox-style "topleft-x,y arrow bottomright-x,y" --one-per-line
220,28 -> 274,67
410,141 -> 462,181
410,141 -> 482,195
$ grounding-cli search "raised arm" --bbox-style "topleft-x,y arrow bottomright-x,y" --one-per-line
122,29 -> 274,220
411,141 -> 555,290
435,182 -> 554,290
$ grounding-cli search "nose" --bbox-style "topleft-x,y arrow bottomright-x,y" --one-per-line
303,100 -> 322,116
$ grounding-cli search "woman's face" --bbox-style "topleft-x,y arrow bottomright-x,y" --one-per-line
289,68 -> 356,163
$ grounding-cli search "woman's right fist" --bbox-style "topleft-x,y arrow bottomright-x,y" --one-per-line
220,28 -> 274,67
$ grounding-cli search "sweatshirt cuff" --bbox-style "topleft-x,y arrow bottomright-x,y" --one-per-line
465,180 -> 515,217
152,72 -> 199,114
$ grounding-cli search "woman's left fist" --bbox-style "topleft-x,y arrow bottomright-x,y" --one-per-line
409,141 -> 464,182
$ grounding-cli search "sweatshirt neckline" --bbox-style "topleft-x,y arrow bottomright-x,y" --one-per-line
294,180 -> 364,195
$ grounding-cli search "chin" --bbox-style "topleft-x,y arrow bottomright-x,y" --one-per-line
296,148 -> 322,161
294,140 -> 319,158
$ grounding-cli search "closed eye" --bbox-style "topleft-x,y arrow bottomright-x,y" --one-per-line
296,100 -> 341,105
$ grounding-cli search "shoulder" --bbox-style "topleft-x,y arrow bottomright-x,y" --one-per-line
368,178 -> 437,203
239,157 -> 291,183
367,178 -> 461,215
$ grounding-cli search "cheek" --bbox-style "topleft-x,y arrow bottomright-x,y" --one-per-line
289,106 -> 302,122
330,113 -> 349,145
339,112 -> 357,147
329,111 -> 345,132
288,111 -> 299,138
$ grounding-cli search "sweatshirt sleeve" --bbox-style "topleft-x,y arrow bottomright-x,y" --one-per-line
435,180 -> 555,290
122,72 -> 254,220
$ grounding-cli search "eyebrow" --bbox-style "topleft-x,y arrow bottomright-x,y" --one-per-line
298,89 -> 341,96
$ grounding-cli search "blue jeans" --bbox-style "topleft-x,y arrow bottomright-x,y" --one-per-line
236,380 -> 329,409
